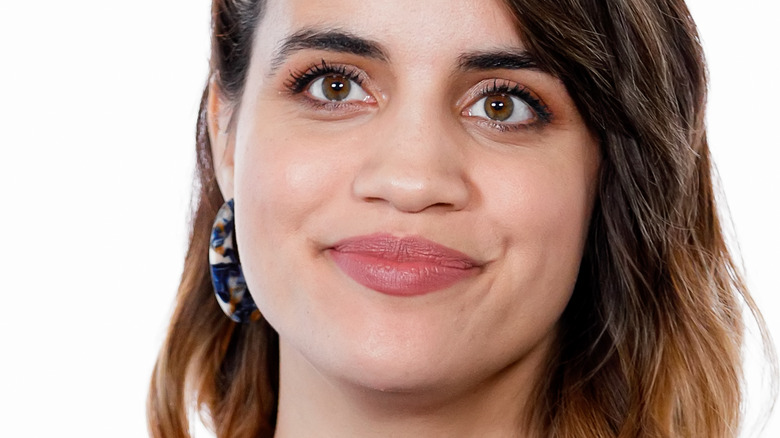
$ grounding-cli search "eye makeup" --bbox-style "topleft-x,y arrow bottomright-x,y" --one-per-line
284,60 -> 366,94
281,58 -> 554,131
477,81 -> 551,124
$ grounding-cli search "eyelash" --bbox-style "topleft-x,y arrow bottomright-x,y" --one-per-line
284,60 -> 552,129
285,60 -> 364,94
477,81 -> 552,130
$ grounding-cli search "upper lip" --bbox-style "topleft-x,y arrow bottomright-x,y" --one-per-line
329,233 -> 481,269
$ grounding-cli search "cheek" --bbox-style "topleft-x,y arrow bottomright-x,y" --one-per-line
234,119 -> 348,235
232,126 -> 321,298
473,146 -> 598,329
230,117 -> 367,326
479,151 -> 596,252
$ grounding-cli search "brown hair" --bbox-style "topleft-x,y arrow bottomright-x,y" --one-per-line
148,0 -> 774,436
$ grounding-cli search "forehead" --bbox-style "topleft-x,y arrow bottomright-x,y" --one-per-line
256,0 -> 526,62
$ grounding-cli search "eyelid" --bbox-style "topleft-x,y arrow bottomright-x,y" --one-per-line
307,76 -> 371,102
466,95 -> 534,124
282,62 -> 552,128
285,60 -> 369,94
460,79 -> 552,128
283,60 -> 379,113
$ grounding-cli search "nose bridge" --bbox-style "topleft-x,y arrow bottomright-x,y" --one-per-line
352,91 -> 471,213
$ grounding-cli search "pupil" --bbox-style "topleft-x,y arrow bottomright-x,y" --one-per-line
323,75 -> 351,101
485,95 -> 513,122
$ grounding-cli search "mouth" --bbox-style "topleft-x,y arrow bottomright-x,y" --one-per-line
327,233 -> 481,296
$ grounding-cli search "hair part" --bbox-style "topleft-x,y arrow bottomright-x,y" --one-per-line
148,0 -> 774,436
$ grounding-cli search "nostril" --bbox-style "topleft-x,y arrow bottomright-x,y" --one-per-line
430,202 -> 455,209
361,196 -> 386,204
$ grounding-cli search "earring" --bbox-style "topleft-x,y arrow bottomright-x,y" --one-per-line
209,199 -> 261,323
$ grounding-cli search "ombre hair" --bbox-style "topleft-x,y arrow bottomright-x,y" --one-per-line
148,0 -> 774,436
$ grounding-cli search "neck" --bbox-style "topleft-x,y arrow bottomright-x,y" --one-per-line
273,341 -> 549,438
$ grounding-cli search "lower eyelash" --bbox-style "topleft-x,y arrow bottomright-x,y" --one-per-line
478,120 -> 534,133
298,98 -> 360,112
285,60 -> 364,94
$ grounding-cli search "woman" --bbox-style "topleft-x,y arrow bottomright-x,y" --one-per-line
148,0 -> 773,436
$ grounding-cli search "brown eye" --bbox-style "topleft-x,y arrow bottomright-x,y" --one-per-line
309,74 -> 369,102
322,75 -> 351,101
466,93 -> 534,125
484,94 -> 514,121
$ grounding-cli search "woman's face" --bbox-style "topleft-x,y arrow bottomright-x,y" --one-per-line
214,0 -> 600,394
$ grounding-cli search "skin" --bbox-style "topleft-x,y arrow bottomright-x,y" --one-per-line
209,0 -> 601,435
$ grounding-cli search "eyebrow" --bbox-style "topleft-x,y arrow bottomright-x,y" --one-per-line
270,28 -> 389,73
457,50 -> 542,72
268,28 -> 544,76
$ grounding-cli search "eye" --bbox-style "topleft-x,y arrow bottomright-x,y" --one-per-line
462,81 -> 552,130
466,94 -> 534,124
308,74 -> 369,102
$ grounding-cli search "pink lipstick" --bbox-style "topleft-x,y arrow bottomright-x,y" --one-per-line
328,233 -> 479,296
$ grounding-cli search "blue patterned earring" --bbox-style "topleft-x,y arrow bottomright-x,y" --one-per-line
209,199 -> 261,323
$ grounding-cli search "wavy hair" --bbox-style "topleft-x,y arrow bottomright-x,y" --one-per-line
148,0 -> 774,436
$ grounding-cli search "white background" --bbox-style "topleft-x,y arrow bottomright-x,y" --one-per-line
0,1 -> 777,436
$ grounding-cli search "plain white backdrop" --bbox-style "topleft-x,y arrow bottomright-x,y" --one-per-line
0,1 -> 777,436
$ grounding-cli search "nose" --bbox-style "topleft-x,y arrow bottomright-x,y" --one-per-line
352,108 -> 471,213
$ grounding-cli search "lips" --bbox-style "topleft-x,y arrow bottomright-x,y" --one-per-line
328,233 -> 480,296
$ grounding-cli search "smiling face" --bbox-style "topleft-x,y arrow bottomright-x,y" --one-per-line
211,0 -> 600,400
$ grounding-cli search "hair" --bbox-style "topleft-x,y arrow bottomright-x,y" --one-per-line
148,0 -> 774,437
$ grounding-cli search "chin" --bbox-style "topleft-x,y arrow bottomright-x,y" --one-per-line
328,332 -> 504,398
352,359 -> 452,394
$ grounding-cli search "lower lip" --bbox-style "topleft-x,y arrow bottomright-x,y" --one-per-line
328,250 -> 477,296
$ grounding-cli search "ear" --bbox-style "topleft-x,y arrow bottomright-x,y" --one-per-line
207,77 -> 236,201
